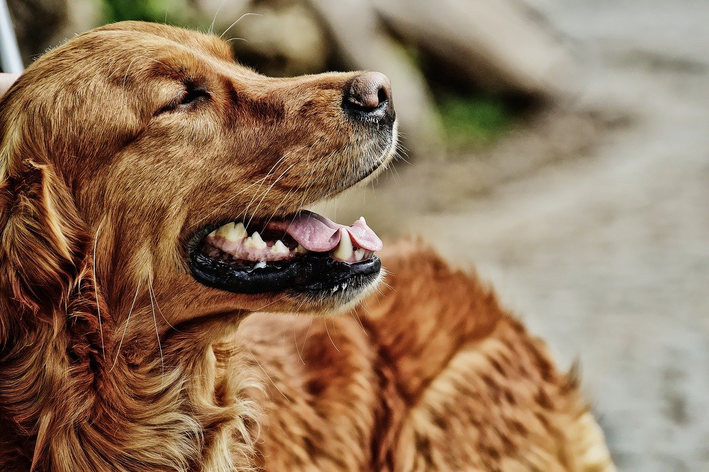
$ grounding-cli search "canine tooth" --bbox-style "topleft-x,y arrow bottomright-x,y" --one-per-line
333,228 -> 353,261
252,231 -> 265,246
271,240 -> 289,256
359,216 -> 367,225
295,244 -> 308,254
255,261 -> 267,269
208,229 -> 217,238
233,222 -> 248,239
354,249 -> 365,261
245,231 -> 267,250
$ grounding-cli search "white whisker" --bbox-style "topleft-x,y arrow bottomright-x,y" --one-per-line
324,318 -> 339,352
209,0 -> 230,35
349,309 -> 368,335
92,223 -> 105,357
297,317 -> 314,363
148,281 -> 165,380
250,293 -> 289,312
109,279 -> 141,373
293,325 -> 305,365
122,56 -> 143,89
196,143 -> 308,227
245,161 -> 299,229
246,345 -> 289,401
219,13 -> 262,40
263,187 -> 295,228
240,143 -> 310,223
149,280 -> 180,332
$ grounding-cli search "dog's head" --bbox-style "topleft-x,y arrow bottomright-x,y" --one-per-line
0,21 -> 396,340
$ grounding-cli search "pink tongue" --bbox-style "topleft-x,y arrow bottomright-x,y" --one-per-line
280,211 -> 383,253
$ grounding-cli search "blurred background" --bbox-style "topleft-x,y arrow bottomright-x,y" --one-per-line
5,0 -> 708,470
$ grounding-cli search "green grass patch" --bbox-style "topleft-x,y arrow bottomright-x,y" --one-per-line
100,0 -> 196,26
435,91 -> 513,148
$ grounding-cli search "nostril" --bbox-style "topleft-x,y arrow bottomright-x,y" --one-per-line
377,87 -> 388,107
343,71 -> 393,118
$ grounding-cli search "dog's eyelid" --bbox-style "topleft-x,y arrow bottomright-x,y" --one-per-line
178,86 -> 210,106
153,85 -> 210,116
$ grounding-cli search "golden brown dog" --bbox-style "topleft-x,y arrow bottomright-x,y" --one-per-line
0,21 -> 614,471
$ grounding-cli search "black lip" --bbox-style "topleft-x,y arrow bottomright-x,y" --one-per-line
189,250 -> 381,295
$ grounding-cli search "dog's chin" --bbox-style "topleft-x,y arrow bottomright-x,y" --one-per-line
272,268 -> 384,316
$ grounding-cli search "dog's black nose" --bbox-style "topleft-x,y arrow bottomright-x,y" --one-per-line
343,72 -> 394,122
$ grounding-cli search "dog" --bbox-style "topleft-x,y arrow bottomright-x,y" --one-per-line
0,21 -> 614,471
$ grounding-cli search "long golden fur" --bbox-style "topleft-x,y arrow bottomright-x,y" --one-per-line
0,22 -> 614,471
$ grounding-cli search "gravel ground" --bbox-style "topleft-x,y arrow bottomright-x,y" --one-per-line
323,1 -> 709,470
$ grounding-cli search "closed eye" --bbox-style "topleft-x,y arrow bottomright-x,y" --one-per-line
155,83 -> 210,115
178,86 -> 209,106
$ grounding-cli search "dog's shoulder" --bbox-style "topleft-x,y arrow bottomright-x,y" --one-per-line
359,239 -> 615,471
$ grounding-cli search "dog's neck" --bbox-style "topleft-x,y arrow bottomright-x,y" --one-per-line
0,295 -> 259,471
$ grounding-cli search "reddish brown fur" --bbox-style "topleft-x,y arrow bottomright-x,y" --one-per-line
0,22 -> 613,471
241,242 -> 614,471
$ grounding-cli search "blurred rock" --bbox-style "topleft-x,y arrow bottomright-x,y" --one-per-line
223,2 -> 330,77
7,0 -> 105,67
7,0 -> 67,64
375,0 -> 577,99
50,0 -> 102,48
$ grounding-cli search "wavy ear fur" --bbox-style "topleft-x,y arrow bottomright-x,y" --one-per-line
1,159 -> 92,307
0,137 -> 113,467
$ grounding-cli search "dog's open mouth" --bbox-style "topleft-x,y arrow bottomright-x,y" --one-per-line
189,210 -> 382,295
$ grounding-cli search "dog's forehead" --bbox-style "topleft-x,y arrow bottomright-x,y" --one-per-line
36,25 -> 239,88
31,26 -> 251,94
95,33 -> 233,73
92,21 -> 234,61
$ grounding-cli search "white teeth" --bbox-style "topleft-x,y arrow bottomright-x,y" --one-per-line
215,222 -> 247,242
215,222 -> 234,239
271,240 -> 289,256
295,244 -> 308,254
251,231 -> 265,246
333,228 -> 353,261
233,222 -> 247,239
354,248 -> 365,262
245,231 -> 267,250
208,229 -> 217,238
359,216 -> 367,225
254,261 -> 267,269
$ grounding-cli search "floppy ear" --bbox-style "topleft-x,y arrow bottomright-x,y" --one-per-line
0,140 -> 120,467
0,152 -> 108,351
